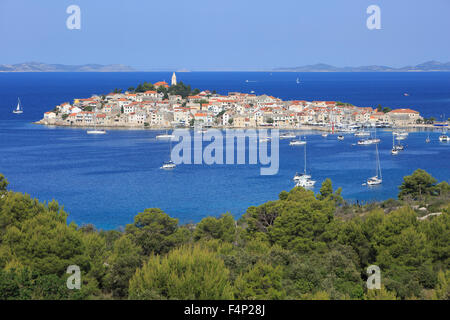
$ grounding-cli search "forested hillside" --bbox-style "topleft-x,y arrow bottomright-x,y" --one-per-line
0,170 -> 448,300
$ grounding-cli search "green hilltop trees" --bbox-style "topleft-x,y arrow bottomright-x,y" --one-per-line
0,170 -> 449,300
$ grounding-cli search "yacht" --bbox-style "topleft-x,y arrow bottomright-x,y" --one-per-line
296,178 -> 316,188
161,135 -> 176,169
354,131 -> 370,137
12,98 -> 23,114
393,131 -> 408,137
365,143 -> 382,186
289,139 -> 306,146
357,138 -> 380,145
293,138 -> 316,188
160,160 -> 176,170
439,134 -> 449,142
87,129 -> 107,135
280,132 -> 296,139
87,106 -> 107,134
293,172 -> 311,181
156,130 -> 175,139
391,134 -> 399,155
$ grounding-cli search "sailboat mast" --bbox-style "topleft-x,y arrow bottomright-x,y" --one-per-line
376,143 -> 381,179
304,138 -> 307,174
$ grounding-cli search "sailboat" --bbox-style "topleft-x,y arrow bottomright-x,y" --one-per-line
161,135 -> 176,169
296,77 -> 300,84
426,131 -> 430,143
290,136 -> 306,146
156,129 -> 175,139
391,133 -> 399,155
294,138 -> 316,187
86,106 -> 106,134
12,98 -> 23,114
366,143 -> 382,186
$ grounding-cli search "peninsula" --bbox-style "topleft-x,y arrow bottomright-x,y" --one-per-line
37,74 -> 428,130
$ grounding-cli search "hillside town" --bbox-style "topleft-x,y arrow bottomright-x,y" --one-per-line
37,73 -> 424,129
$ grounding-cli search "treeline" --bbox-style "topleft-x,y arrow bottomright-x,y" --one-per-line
0,170 -> 449,300
126,81 -> 201,99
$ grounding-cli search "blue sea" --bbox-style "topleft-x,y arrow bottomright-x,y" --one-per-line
0,72 -> 449,229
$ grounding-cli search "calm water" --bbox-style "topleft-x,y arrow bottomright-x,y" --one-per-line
0,72 -> 449,229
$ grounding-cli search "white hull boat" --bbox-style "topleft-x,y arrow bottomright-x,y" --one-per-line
87,130 -> 107,134
289,140 -> 306,146
12,98 -> 23,114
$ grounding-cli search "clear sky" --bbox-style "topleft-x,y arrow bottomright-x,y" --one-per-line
1,0 -> 449,70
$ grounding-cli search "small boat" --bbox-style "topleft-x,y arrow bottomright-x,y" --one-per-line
156,130 -> 175,139
439,135 -> 449,142
365,144 -> 382,186
296,77 -> 300,84
337,135 -> 344,140
357,138 -> 380,145
259,137 -> 271,143
396,136 -> 406,141
160,160 -> 176,170
367,176 -> 382,185
393,131 -> 408,137
87,130 -> 107,134
391,134 -> 399,155
87,107 -> 107,135
280,132 -> 296,139
354,131 -> 370,137
426,132 -> 430,143
12,98 -> 23,114
321,133 -> 328,138
404,93 -> 409,96
296,178 -> 316,188
293,172 -> 311,181
289,139 -> 306,146
250,90 -> 255,94
293,136 -> 315,188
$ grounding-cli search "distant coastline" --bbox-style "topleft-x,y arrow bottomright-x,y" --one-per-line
2,61 -> 450,72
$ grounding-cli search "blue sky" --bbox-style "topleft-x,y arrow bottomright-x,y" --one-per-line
1,0 -> 449,70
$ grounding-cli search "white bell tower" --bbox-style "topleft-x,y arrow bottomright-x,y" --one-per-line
171,72 -> 177,86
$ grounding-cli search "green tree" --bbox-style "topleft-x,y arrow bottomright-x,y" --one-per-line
104,236 -> 142,298
194,213 -> 236,242
0,174 -> 8,194
234,261 -> 285,299
398,169 -> 438,199
129,244 -> 233,299
125,208 -> 179,255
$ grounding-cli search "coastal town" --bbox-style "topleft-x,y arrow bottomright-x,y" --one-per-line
37,73 -> 425,130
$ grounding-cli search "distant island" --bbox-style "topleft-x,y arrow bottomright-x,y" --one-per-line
0,62 -> 134,72
274,60 -> 450,72
3,60 -> 450,72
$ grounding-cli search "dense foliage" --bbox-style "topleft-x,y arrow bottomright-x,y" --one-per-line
0,170 -> 448,300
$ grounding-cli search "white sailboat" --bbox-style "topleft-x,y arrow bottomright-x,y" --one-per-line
156,129 -> 175,139
161,134 -> 176,169
296,77 -> 300,84
366,143 -> 382,186
87,106 -> 106,134
294,138 -> 316,188
12,98 -> 23,114
289,137 -> 306,146
391,133 -> 399,155
426,131 -> 430,143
